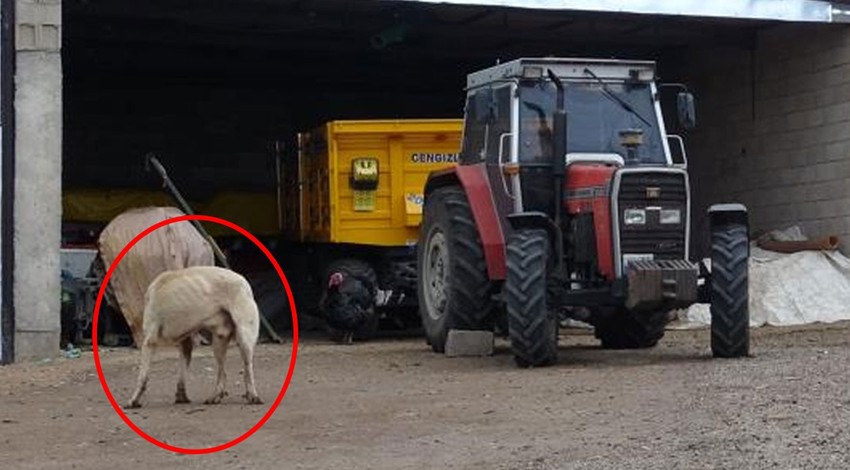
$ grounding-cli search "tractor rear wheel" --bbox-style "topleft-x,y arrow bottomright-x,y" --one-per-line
710,222 -> 749,358
505,229 -> 558,367
594,308 -> 668,349
418,186 -> 496,353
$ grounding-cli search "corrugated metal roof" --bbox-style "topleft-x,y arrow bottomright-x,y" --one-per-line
393,0 -> 849,23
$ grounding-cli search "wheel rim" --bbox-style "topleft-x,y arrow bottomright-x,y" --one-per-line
423,229 -> 448,321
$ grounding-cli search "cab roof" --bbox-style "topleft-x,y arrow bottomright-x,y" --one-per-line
466,57 -> 657,89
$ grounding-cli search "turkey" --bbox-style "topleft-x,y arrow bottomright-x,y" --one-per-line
319,259 -> 379,344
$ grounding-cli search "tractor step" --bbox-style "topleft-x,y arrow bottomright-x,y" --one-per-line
445,329 -> 494,357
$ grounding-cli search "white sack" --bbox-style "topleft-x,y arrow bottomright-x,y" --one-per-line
670,225 -> 850,329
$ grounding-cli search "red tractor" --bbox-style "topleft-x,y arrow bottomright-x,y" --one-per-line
418,58 -> 749,367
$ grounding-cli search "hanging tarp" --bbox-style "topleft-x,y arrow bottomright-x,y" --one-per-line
64,188 -> 279,236
200,191 -> 279,237
63,188 -> 177,223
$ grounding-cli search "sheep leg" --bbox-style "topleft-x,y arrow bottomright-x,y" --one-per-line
203,334 -> 229,405
235,330 -> 262,405
175,337 -> 193,404
126,337 -> 154,408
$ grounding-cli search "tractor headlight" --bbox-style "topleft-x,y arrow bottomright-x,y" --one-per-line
624,209 -> 646,225
660,209 -> 682,225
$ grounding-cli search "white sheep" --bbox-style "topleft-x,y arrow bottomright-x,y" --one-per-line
126,266 -> 263,408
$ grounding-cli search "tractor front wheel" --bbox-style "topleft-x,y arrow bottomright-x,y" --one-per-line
505,229 -> 558,367
418,186 -> 496,353
709,222 -> 750,358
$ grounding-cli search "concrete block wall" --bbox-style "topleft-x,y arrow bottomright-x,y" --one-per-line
13,0 -> 62,361
684,23 -> 850,256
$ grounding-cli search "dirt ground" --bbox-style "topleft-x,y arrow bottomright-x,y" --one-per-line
2,322 -> 850,469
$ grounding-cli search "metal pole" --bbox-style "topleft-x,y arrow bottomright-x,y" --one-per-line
144,153 -> 284,344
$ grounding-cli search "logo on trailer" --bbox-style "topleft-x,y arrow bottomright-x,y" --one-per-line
410,152 -> 460,164
405,193 -> 425,216
406,193 -> 425,206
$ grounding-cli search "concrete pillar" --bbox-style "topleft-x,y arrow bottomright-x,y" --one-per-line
13,0 -> 61,361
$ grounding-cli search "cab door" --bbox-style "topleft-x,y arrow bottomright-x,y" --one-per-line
484,84 -> 518,217
460,84 -> 517,219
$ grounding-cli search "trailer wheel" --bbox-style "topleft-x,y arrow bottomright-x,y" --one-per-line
505,229 -> 558,367
594,308 -> 667,349
418,186 -> 496,353
710,223 -> 749,358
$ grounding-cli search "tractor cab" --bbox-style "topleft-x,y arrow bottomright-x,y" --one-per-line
460,58 -> 693,216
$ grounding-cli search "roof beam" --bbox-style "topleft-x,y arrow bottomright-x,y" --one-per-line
389,0 -> 847,23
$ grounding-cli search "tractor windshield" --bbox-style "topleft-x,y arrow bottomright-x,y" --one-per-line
519,80 -> 665,165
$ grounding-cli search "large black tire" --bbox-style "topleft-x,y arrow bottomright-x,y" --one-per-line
322,258 -> 379,340
418,186 -> 496,353
505,229 -> 558,367
593,308 -> 668,349
710,223 -> 749,358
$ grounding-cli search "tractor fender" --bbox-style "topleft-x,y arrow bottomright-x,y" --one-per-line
708,202 -> 750,259
708,203 -> 749,228
424,164 -> 506,280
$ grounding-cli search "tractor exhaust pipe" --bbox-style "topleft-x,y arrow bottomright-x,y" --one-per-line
547,69 -> 567,274
547,69 -> 566,225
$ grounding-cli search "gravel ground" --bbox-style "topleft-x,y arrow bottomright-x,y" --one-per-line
1,322 -> 849,469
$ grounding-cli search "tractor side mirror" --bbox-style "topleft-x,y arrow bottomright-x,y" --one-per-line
677,92 -> 696,130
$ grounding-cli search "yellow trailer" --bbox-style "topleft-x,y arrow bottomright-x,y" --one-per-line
277,119 -> 462,326
281,119 -> 462,245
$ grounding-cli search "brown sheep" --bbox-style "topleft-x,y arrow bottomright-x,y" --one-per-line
98,206 -> 215,348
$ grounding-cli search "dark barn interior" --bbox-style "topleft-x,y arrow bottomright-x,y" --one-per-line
62,0 -> 771,202
56,0 -> 837,345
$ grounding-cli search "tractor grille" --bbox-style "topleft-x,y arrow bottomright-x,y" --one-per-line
616,171 -> 688,267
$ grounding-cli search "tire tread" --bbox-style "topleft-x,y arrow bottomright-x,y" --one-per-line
418,187 -> 496,353
506,229 -> 558,367
710,224 -> 749,358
